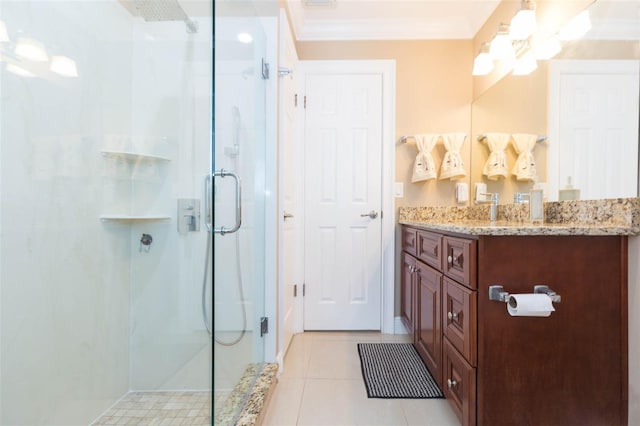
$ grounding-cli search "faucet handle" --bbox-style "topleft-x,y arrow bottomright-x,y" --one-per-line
514,192 -> 530,204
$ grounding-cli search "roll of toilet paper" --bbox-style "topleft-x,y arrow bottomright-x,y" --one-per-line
507,294 -> 555,317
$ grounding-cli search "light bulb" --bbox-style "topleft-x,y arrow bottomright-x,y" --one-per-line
534,37 -> 561,60
472,43 -> 494,76
513,51 -> 538,75
490,24 -> 515,60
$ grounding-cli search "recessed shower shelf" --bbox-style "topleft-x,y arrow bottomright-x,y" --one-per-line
100,215 -> 171,222
100,150 -> 170,162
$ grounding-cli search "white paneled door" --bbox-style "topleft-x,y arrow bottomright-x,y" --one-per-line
549,60 -> 640,201
303,70 -> 383,330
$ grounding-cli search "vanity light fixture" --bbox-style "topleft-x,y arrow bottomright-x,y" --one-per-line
0,21 -> 9,43
557,10 -> 591,40
512,50 -> 537,75
14,37 -> 48,62
489,23 -> 515,60
50,55 -> 78,77
509,0 -> 536,40
472,42 -> 494,76
534,36 -> 561,60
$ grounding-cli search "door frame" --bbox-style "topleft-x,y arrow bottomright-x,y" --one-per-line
297,59 -> 396,333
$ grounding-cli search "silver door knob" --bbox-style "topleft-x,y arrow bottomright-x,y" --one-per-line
360,210 -> 378,219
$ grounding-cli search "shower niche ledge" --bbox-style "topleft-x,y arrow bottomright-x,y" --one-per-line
100,149 -> 171,163
99,214 -> 171,222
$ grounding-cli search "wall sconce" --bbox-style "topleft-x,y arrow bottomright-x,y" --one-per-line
472,42 -> 494,76
15,37 -> 49,62
558,10 -> 591,40
0,21 -> 9,43
509,0 -> 536,40
489,23 -> 515,60
50,55 -> 78,77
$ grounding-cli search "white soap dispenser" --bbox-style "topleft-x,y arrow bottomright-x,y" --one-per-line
559,176 -> 580,201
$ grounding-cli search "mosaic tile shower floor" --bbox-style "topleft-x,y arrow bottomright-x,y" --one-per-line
92,391 -> 211,425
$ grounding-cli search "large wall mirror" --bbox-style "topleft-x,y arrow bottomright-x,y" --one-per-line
470,0 -> 640,204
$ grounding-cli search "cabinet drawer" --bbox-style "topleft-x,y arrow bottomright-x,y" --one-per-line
402,227 -> 418,256
443,277 -> 477,366
416,230 -> 442,269
443,339 -> 476,426
442,236 -> 476,288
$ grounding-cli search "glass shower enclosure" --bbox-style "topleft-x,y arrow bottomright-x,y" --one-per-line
0,0 -> 268,424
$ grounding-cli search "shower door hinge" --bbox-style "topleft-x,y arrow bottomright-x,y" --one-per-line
261,58 -> 270,80
260,317 -> 269,337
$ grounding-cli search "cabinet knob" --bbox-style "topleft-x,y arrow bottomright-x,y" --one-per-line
447,379 -> 458,388
447,255 -> 453,264
447,311 -> 458,321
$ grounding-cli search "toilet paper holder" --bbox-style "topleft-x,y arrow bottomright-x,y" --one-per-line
488,285 -> 561,303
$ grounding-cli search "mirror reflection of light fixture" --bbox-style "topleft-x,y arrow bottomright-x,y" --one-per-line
6,63 -> 36,77
0,21 -> 9,42
513,51 -> 537,75
558,10 -> 591,40
472,43 -> 494,76
534,36 -> 562,60
490,23 -> 515,60
15,37 -> 49,62
510,0 -> 536,40
50,55 -> 78,77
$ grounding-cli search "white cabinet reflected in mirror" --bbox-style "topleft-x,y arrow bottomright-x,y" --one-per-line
470,0 -> 640,203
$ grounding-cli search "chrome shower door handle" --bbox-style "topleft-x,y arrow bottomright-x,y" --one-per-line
205,174 -> 212,231
213,169 -> 242,235
360,210 -> 378,219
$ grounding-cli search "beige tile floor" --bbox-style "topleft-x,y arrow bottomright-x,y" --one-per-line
262,332 -> 460,426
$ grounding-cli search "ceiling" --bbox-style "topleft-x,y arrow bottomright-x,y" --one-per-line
286,0 -> 502,41
286,0 -> 640,42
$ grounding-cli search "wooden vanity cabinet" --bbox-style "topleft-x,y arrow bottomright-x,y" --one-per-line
400,251 -> 416,334
401,226 -> 628,426
414,262 -> 443,388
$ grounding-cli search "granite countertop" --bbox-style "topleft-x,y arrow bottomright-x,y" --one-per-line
399,219 -> 638,236
398,197 -> 640,236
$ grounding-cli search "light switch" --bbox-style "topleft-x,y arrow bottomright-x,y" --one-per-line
394,182 -> 404,198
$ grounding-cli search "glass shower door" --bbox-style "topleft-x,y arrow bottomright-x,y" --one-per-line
212,12 -> 267,424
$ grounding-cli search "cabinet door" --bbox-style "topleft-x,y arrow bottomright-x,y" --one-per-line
443,277 -> 477,366
400,252 -> 416,334
443,339 -> 476,426
414,261 -> 442,388
417,230 -> 442,269
402,227 -> 418,257
442,236 -> 477,289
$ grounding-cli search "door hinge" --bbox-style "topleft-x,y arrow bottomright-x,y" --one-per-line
260,317 -> 269,337
304,95 -> 307,109
294,93 -> 298,107
303,283 -> 306,296
381,210 -> 383,219
294,284 -> 297,297
261,58 -> 270,80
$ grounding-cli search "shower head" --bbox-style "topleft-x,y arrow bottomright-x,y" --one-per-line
119,0 -> 199,33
